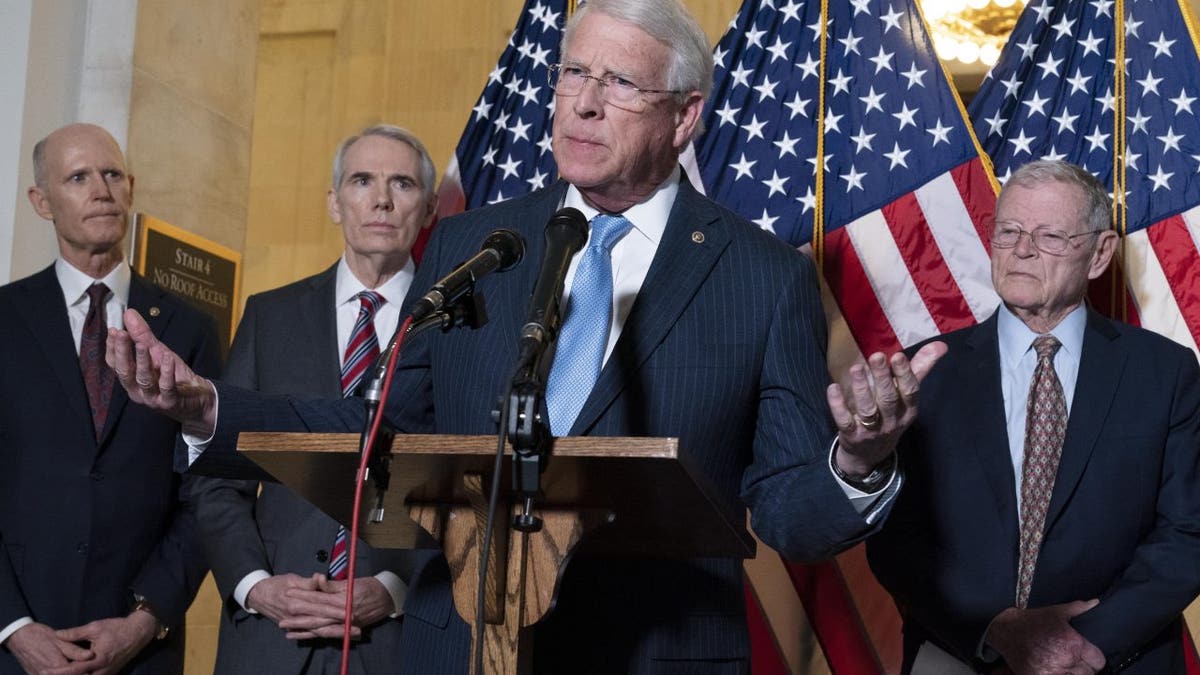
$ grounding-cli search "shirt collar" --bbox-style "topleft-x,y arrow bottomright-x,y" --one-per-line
997,301 -> 1088,366
334,256 -> 415,308
562,165 -> 680,246
55,258 -> 131,307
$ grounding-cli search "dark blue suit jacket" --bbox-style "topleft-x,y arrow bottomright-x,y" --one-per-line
192,263 -> 411,673
211,179 -> 884,673
0,265 -> 220,674
867,310 -> 1200,674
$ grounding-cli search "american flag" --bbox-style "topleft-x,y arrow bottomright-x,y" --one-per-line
694,0 -> 1004,672
969,0 -> 1200,359
436,0 -> 565,217
696,0 -> 999,360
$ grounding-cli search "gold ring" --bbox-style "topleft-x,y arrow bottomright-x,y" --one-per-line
855,409 -> 882,431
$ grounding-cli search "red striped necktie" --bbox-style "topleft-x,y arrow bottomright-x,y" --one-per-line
329,289 -> 386,581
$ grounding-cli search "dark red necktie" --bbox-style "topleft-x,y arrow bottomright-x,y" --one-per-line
80,283 -> 114,441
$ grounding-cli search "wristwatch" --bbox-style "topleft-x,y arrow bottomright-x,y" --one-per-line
832,452 -> 896,493
130,594 -> 170,641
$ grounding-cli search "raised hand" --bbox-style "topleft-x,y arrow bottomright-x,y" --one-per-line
827,341 -> 947,478
106,308 -> 217,437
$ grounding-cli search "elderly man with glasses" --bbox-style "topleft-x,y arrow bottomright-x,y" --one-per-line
867,159 -> 1200,675
106,0 -> 946,672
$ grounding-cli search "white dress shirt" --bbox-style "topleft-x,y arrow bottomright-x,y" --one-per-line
0,260 -> 132,645
232,256 -> 415,617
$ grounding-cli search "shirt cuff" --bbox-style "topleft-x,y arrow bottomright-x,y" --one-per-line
374,571 -> 408,618
233,570 -> 271,614
183,387 -> 219,466
0,617 -> 33,645
827,440 -> 899,514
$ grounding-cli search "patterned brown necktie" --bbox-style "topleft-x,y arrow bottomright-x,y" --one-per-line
1015,334 -> 1066,608
80,283 -> 114,441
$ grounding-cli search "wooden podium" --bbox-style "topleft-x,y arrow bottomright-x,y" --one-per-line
236,432 -> 754,675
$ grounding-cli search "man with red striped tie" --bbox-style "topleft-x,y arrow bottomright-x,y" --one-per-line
190,125 -> 438,675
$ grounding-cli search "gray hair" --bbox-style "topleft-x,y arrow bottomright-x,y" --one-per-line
31,136 -> 49,188
1001,160 -> 1112,233
562,0 -> 712,132
331,124 -> 436,198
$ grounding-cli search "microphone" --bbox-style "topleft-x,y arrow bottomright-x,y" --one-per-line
409,229 -> 525,322
517,207 -> 589,365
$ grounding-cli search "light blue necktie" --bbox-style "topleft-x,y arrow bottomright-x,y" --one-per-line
545,213 -> 633,436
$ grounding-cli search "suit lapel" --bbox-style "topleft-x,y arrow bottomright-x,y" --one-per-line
571,181 -> 729,434
304,265 -> 343,396
963,315 -> 1020,531
13,266 -> 94,436
1044,311 -> 1123,530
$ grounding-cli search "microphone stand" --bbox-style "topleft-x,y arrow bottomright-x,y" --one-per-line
358,288 -> 489,522
504,348 -> 553,532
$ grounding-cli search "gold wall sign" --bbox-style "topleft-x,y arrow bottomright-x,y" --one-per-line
132,214 -> 242,349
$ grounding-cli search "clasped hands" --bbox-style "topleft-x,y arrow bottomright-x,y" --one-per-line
826,342 -> 947,480
5,610 -> 156,675
245,573 -> 394,640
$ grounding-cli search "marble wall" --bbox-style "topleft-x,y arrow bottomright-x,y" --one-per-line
127,0 -> 259,254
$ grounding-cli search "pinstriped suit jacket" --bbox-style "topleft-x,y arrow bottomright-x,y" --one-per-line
210,178 -> 887,673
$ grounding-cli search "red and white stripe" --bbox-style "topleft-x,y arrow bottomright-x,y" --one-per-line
1126,210 -> 1200,359
822,159 -> 998,363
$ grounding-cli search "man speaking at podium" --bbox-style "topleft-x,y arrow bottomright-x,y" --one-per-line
107,1 -> 944,671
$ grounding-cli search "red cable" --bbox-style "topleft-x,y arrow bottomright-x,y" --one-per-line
339,314 -> 414,675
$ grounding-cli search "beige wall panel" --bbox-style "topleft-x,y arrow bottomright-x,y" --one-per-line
326,1 -> 391,133
260,0 -> 345,34
134,0 -> 258,130
128,0 -> 257,253
241,31 -> 342,301
184,576 -> 220,675
127,68 -> 253,251
382,0 -> 527,176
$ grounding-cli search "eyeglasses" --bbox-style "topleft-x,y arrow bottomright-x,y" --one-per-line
547,64 -> 681,112
990,221 -> 1102,255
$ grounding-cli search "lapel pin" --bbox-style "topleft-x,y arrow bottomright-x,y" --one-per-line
148,306 -> 161,317
691,231 -> 705,244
